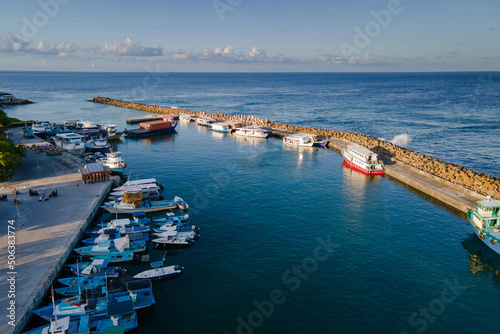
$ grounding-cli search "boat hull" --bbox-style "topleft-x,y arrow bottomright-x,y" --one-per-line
124,125 -> 177,137
107,132 -> 124,140
468,210 -> 500,255
341,149 -> 384,175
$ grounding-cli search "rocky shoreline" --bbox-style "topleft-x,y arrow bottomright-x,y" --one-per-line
91,96 -> 500,200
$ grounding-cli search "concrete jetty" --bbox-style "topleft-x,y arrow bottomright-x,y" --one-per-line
0,128 -> 112,334
91,96 -> 499,212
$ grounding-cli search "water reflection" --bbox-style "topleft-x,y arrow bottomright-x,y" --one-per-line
210,131 -> 226,140
127,133 -> 177,146
341,161 -> 381,191
282,144 -> 320,168
233,135 -> 268,146
462,234 -> 500,278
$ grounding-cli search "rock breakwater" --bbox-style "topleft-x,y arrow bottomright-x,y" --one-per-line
92,97 -> 500,200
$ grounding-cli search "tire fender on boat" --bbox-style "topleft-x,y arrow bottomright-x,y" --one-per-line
479,233 -> 485,240
491,239 -> 496,245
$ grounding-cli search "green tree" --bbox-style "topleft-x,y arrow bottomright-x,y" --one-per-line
0,109 -> 27,181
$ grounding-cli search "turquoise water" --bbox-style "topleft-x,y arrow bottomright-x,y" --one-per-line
3,72 -> 499,333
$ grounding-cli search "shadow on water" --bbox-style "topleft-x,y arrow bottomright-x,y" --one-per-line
383,172 -> 468,221
461,234 -> 500,288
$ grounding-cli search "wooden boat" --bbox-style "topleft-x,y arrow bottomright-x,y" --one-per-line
101,188 -> 176,214
312,135 -> 329,147
468,197 -> 500,255
124,120 -> 177,137
341,144 -> 384,175
234,126 -> 269,138
283,134 -> 315,147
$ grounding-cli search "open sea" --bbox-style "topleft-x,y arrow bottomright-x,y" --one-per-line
2,71 -> 500,333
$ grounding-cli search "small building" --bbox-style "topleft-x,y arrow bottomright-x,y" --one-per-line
79,162 -> 112,184
0,93 -> 16,102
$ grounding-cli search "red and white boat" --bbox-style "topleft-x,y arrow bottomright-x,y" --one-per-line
341,144 -> 384,175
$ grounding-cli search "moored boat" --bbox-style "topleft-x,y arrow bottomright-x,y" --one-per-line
468,197 -> 500,255
104,124 -> 124,140
85,137 -> 111,154
210,122 -> 232,133
341,144 -> 384,175
101,188 -> 177,214
179,114 -> 192,122
234,126 -> 269,138
54,133 -> 86,155
133,254 -> 183,280
66,259 -> 121,278
174,196 -> 189,210
195,117 -> 216,127
99,151 -> 127,173
283,134 -> 314,147
124,119 -> 177,137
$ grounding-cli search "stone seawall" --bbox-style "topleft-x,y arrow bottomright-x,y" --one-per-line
92,96 -> 500,200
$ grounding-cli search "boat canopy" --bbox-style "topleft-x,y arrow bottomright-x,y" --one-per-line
114,235 -> 130,253
478,199 -> 500,208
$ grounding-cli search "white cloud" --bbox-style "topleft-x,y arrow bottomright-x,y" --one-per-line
94,38 -> 163,57
0,33 -> 30,53
35,40 -> 76,56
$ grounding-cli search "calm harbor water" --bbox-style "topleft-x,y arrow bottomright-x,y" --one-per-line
2,72 -> 500,333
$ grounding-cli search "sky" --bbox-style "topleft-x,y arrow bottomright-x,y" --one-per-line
0,0 -> 499,72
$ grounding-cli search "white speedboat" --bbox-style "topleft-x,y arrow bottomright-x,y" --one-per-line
152,235 -> 194,246
54,132 -> 86,155
196,117 -> 216,127
104,124 -> 124,140
341,144 -> 384,175
234,126 -> 269,138
179,114 -> 192,122
133,253 -> 183,280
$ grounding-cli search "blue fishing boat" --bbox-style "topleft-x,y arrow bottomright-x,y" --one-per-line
85,137 -> 111,153
86,218 -> 150,236
66,259 -> 121,278
82,230 -> 149,245
22,315 -> 88,334
73,235 -> 146,257
88,299 -> 138,333
58,276 -> 106,288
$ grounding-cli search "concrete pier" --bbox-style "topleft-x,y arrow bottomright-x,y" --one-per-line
0,129 -> 111,334
91,96 -> 498,213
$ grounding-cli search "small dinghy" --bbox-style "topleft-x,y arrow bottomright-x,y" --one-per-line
66,259 -> 121,278
174,196 -> 189,210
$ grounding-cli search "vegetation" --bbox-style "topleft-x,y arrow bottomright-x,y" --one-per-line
0,109 -> 27,181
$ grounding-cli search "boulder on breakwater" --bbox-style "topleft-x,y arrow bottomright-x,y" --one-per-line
91,96 -> 500,200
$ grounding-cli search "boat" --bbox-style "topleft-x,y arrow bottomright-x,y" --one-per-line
101,188 -> 177,214
153,225 -> 198,241
341,144 -> 384,175
174,196 -> 189,210
152,213 -> 190,227
234,126 -> 269,138
88,299 -> 138,333
34,280 -> 154,321
85,137 -> 111,153
57,276 -> 106,288
82,230 -> 149,245
313,135 -> 329,147
54,133 -> 86,155
104,125 -> 124,141
98,151 -> 127,174
86,219 -> 150,236
66,259 -> 121,278
152,235 -> 195,247
24,123 -> 35,138
31,121 -> 52,135
195,117 -> 216,127
282,134 -> 315,147
124,119 -> 177,137
54,279 -> 106,297
90,251 -> 135,263
468,197 -> 500,255
73,235 -> 146,257
179,114 -> 192,122
22,315 -> 84,334
126,115 -> 164,124
76,120 -> 101,130
133,254 -> 183,280
113,178 -> 163,192
210,122 -> 232,134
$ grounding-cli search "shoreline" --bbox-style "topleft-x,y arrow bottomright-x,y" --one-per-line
91,96 -> 498,212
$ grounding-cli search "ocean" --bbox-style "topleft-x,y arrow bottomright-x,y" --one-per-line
2,71 -> 500,333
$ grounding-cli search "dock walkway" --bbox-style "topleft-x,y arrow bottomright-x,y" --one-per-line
0,128 -> 111,334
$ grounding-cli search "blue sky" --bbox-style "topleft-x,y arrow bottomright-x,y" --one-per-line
0,0 -> 499,72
